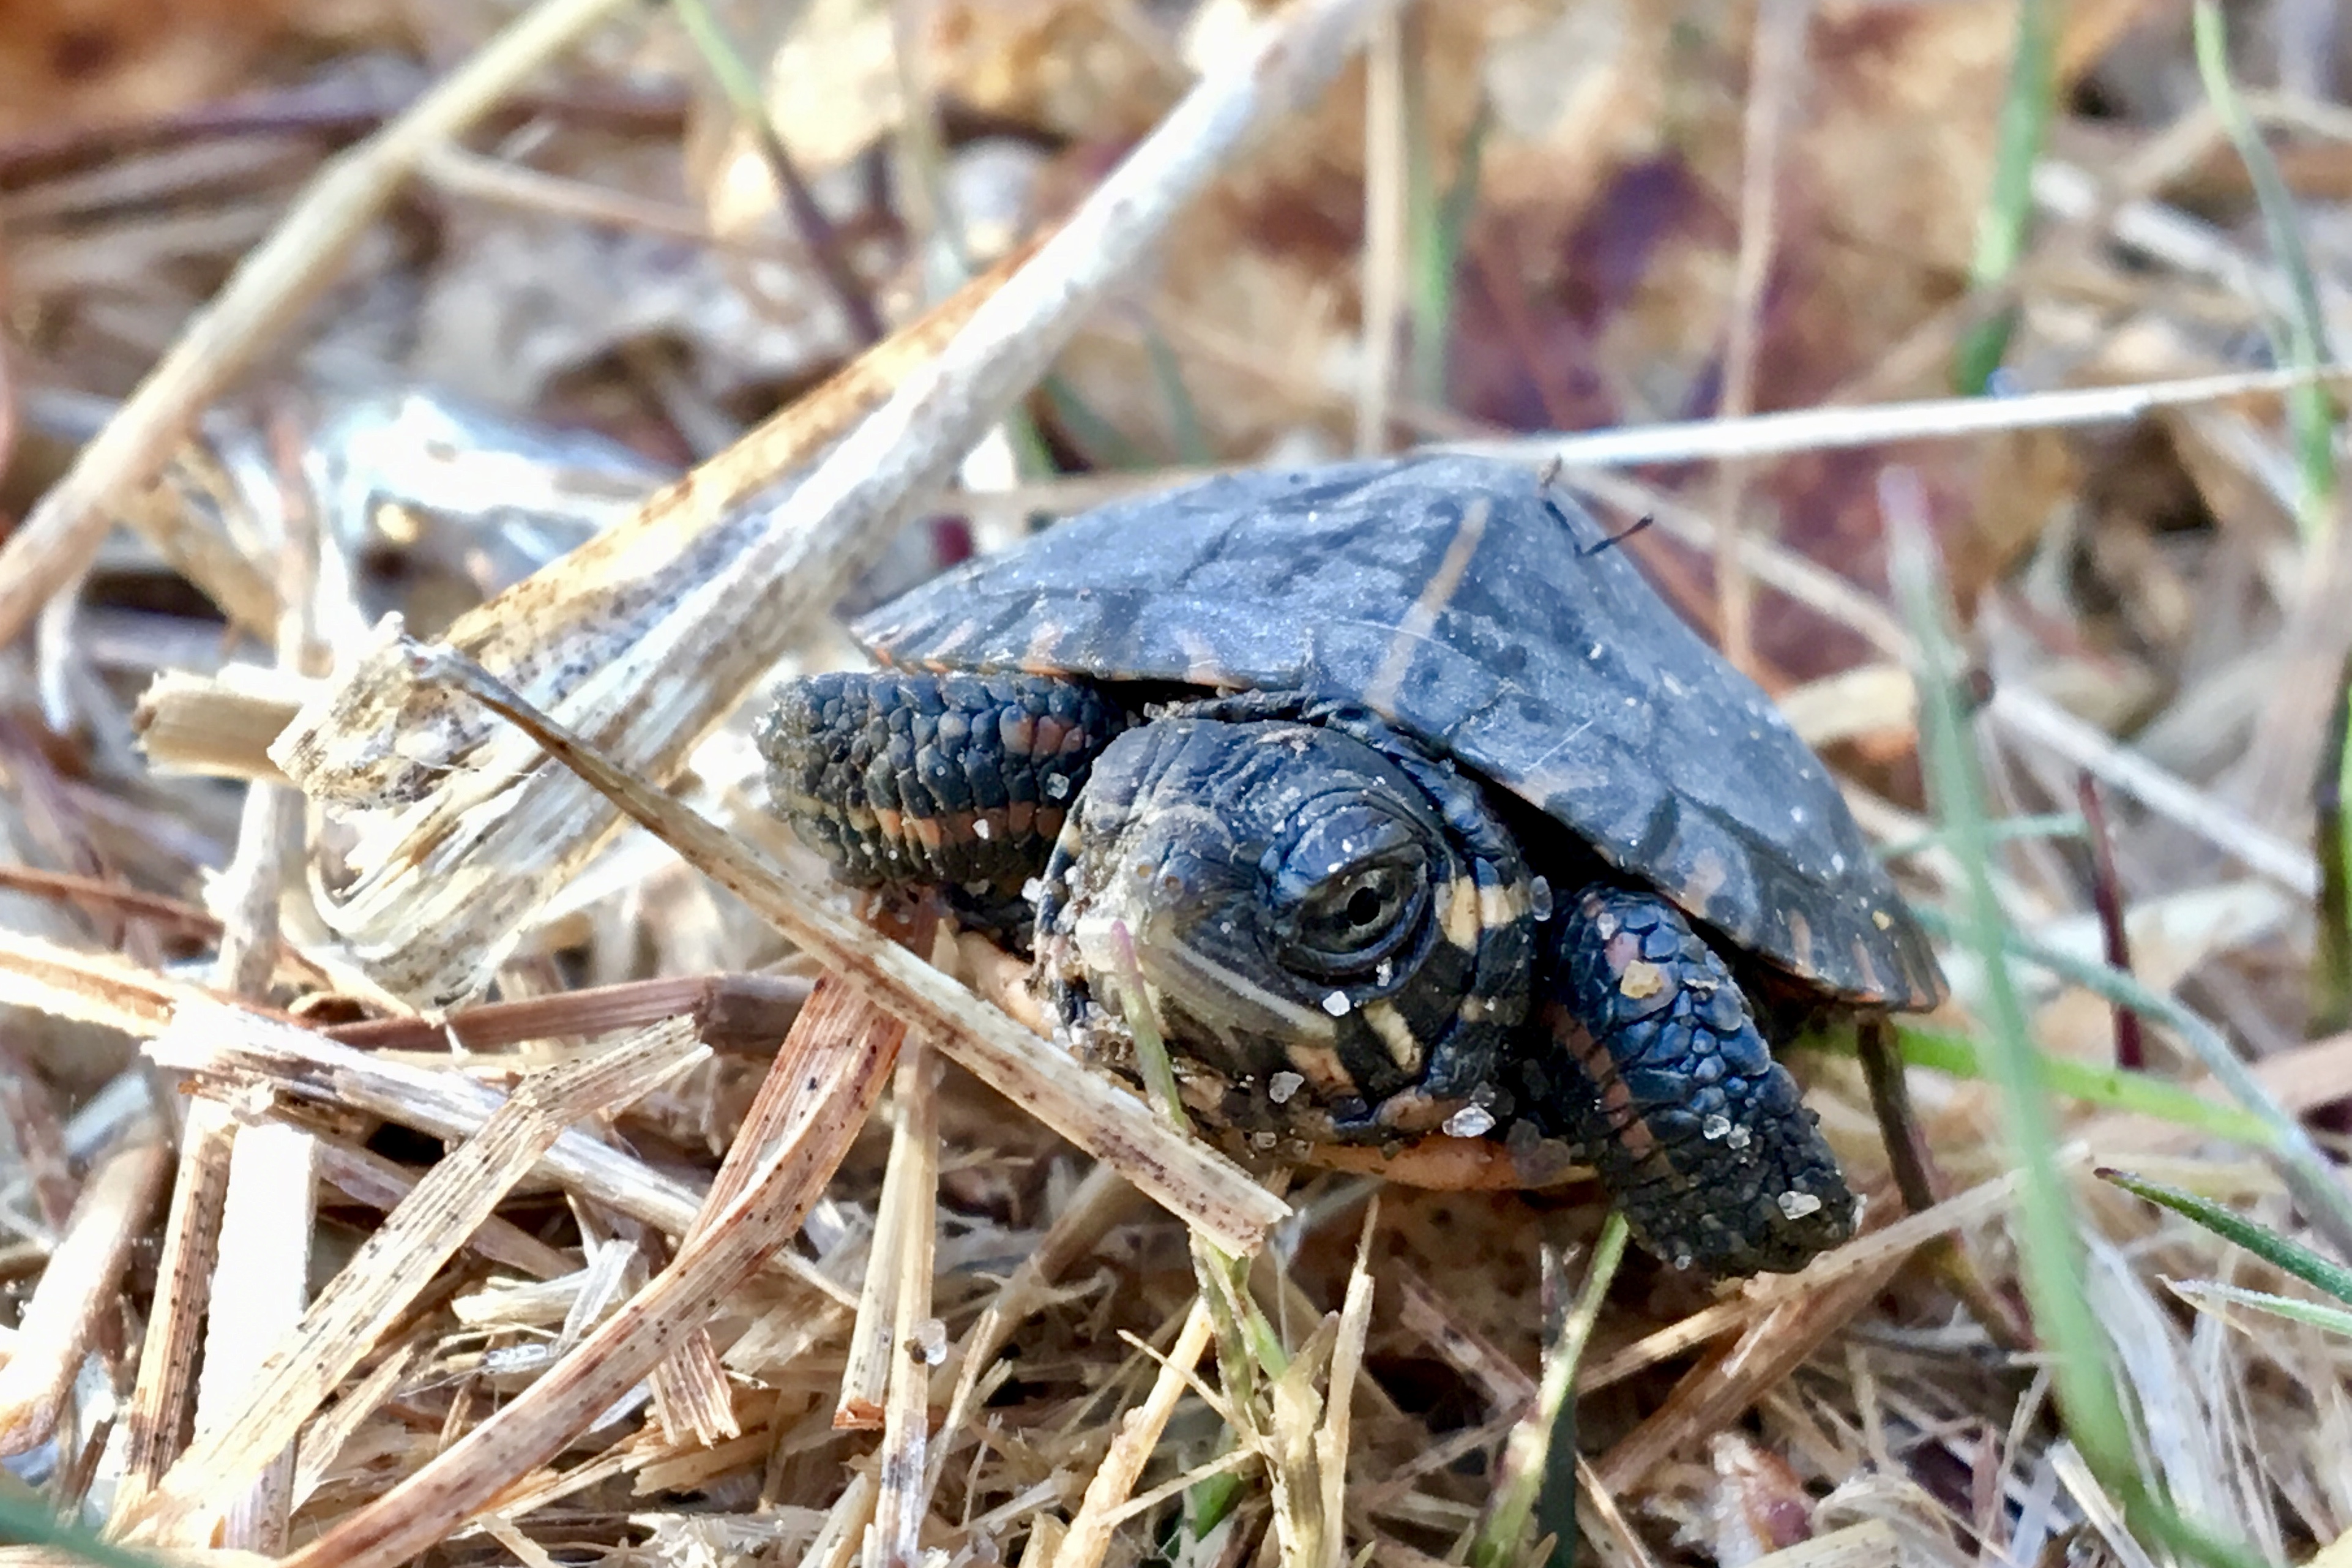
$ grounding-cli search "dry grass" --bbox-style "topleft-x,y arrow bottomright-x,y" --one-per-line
2,0 -> 2351,1565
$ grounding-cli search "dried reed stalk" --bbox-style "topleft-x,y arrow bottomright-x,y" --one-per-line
839,1037 -> 939,1433
1053,1301 -> 1217,1568
188,1122 -> 316,1552
415,639 -> 1290,1252
0,1129 -> 169,1456
118,1010 -> 709,1543
273,976 -> 901,1568
267,0 -> 1409,1016
867,1040 -> 942,1568
110,1103 -> 234,1522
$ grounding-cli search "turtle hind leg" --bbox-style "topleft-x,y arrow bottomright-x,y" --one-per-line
1513,883 -> 1859,1277
755,670 -> 1130,946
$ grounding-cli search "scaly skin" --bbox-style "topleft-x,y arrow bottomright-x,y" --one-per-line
1516,885 -> 1857,1274
1029,695 -> 1536,1146
756,670 -> 1128,940
760,669 -> 1857,1277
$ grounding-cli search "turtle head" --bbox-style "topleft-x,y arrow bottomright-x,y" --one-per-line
1034,708 -> 1533,1138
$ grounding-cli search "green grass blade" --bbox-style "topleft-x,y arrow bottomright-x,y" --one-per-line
1105,920 -> 1190,1127
0,1493 -> 167,1568
2192,1 -> 2339,534
667,0 -> 770,144
1143,327 -> 1215,468
1184,1445 -> 1249,1542
1102,921 -> 1290,1397
1465,1213 -> 1629,1568
2101,1168 -> 2352,1304
1876,811 -> 2085,863
669,0 -> 883,346
1040,375 -> 1152,471
1890,494 -> 2137,1481
1900,515 -> 2267,1568
2313,657 -> 2352,1034
1894,494 -> 2275,1568
1953,0 -> 2056,390
1910,905 -> 2352,1262
2341,668 -> 2352,971
2170,1280 -> 2352,1338
1408,92 -> 1490,409
1891,1028 -> 2269,1144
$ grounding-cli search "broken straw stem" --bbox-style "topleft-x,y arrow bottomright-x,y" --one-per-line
390,637 -> 1287,1257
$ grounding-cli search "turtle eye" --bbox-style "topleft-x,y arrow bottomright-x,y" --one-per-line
1290,852 -> 1428,976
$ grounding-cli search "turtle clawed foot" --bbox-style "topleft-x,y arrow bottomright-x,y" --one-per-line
1515,883 -> 1859,1277
755,670 -> 1130,946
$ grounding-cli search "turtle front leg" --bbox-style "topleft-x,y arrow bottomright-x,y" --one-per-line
756,670 -> 1130,944
1515,884 -> 1859,1276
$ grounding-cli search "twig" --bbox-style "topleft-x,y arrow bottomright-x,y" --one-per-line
311,1137 -> 577,1279
1857,1015 -> 2033,1354
1395,1269 -> 1536,1414
1579,1167 -> 2029,1395
397,638 -> 1286,1255
0,77 -> 698,181
288,1342 -> 423,1518
119,1012 -> 710,1543
0,1130 -> 169,1457
1356,7 -> 1407,455
0,1042 -> 75,1236
1441,362 -> 2352,470
1856,1015 -> 1942,1220
1710,0 -> 1809,678
269,0 -> 1406,1013
1053,1299 -> 1217,1568
272,980 -> 900,1568
414,141 -> 808,264
2074,774 -> 2146,1071
122,991 -> 849,1305
322,972 -> 812,1055
1596,1248 -> 1904,1495
0,866 -> 319,983
920,1164 -> 1145,1504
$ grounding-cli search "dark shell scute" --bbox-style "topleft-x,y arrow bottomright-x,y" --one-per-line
856,455 -> 1944,1009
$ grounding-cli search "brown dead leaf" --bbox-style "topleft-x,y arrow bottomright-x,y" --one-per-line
931,0 -> 1186,143
0,0 -> 285,140
1707,1431 -> 1818,1561
1449,0 -> 2161,682
1042,0 -> 1494,461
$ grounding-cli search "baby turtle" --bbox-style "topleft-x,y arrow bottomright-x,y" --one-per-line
758,456 -> 1946,1277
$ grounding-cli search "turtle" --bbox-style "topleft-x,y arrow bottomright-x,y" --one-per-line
755,455 -> 1947,1277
